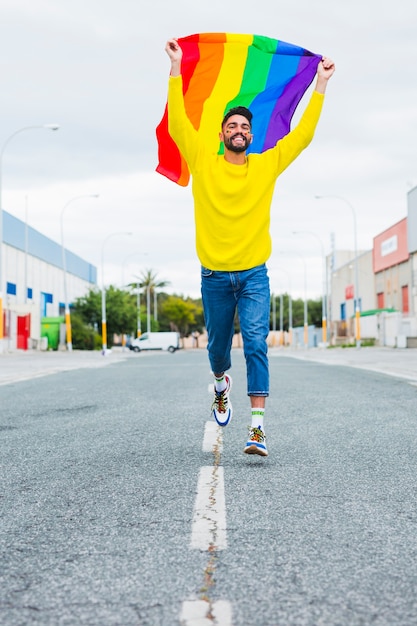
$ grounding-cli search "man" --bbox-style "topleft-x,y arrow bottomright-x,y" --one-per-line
165,38 -> 335,457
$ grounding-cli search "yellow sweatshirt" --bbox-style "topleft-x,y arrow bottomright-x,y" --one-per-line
168,75 -> 324,271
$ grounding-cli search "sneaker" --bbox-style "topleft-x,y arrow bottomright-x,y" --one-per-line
211,375 -> 233,427
244,426 -> 268,456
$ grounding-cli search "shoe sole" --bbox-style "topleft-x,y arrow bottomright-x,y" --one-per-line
243,444 -> 268,457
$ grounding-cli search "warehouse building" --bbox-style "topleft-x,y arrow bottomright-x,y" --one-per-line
2,210 -> 96,351
329,187 -> 417,347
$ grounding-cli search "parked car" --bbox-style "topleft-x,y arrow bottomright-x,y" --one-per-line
129,332 -> 180,353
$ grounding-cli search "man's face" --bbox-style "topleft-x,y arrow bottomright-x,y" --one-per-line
220,114 -> 253,153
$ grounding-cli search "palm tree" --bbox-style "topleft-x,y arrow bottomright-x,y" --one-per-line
130,269 -> 170,332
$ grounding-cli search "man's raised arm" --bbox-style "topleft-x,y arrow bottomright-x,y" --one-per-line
165,38 -> 182,77
315,56 -> 335,94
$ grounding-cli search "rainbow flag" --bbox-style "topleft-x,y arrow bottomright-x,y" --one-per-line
156,33 -> 322,186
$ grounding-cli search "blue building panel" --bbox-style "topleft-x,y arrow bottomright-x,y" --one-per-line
7,282 -> 17,295
3,211 -> 97,284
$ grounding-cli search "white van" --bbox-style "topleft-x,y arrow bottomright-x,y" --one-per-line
129,332 -> 180,353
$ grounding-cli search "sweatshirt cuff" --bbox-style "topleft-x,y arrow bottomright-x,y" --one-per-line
312,91 -> 325,101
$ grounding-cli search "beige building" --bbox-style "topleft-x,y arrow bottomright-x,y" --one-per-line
328,187 -> 417,346
328,250 -> 374,342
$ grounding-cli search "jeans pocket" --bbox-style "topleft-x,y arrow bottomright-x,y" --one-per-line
201,266 -> 213,278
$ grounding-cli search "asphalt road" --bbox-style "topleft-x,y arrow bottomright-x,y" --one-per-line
1,348 -> 417,625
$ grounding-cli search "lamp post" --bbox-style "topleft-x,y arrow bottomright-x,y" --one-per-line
121,252 -> 148,288
293,230 -> 328,345
271,289 -> 284,347
280,252 -> 307,348
270,291 -> 276,347
154,289 -> 158,322
0,123 -> 59,353
297,254 -> 309,349
315,195 -> 361,347
271,292 -> 276,332
24,195 -> 29,304
60,194 -> 99,351
146,285 -> 151,334
136,283 -> 142,338
101,231 -> 132,354
121,252 -> 150,340
275,267 -> 293,346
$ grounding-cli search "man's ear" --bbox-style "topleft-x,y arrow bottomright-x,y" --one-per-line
219,131 -> 224,142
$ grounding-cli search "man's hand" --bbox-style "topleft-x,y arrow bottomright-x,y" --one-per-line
318,57 -> 335,80
165,39 -> 182,76
315,56 -> 335,94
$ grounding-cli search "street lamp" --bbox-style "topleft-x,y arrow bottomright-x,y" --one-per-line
136,282 -> 142,338
274,267 -> 293,346
121,253 -> 149,342
60,194 -> 99,351
315,195 -> 361,348
121,252 -> 148,287
279,252 -> 308,348
0,123 -> 60,353
293,230 -> 328,345
24,195 -> 29,304
101,231 -> 132,354
146,285 -> 151,334
297,254 -> 308,349
270,289 -> 284,347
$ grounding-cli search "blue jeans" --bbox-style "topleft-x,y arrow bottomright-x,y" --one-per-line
201,264 -> 270,396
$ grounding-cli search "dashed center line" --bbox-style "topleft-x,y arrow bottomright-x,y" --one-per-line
180,599 -> 232,626
180,420 -> 232,625
203,421 -> 223,453
190,465 -> 227,550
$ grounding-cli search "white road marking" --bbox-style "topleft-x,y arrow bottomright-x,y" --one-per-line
191,465 -> 227,550
181,418 -> 232,624
180,599 -> 233,626
202,421 -> 223,453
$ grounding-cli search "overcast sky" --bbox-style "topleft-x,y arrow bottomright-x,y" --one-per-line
1,0 -> 416,299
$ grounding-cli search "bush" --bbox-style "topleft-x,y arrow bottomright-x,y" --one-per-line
71,312 -> 102,350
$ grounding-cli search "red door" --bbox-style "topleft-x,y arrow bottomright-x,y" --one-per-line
17,314 -> 31,350
402,285 -> 409,314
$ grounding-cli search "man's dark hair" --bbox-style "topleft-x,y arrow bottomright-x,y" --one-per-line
222,106 -> 253,128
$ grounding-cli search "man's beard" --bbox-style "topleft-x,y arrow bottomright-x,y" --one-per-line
224,133 -> 251,153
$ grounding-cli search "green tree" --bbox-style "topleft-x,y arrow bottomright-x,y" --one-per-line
160,296 -> 203,337
70,311 -> 102,350
129,269 -> 170,320
307,298 -> 324,327
73,286 -> 137,347
291,297 -> 305,328
270,293 -> 323,330
137,268 -> 170,292
105,286 -> 138,338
